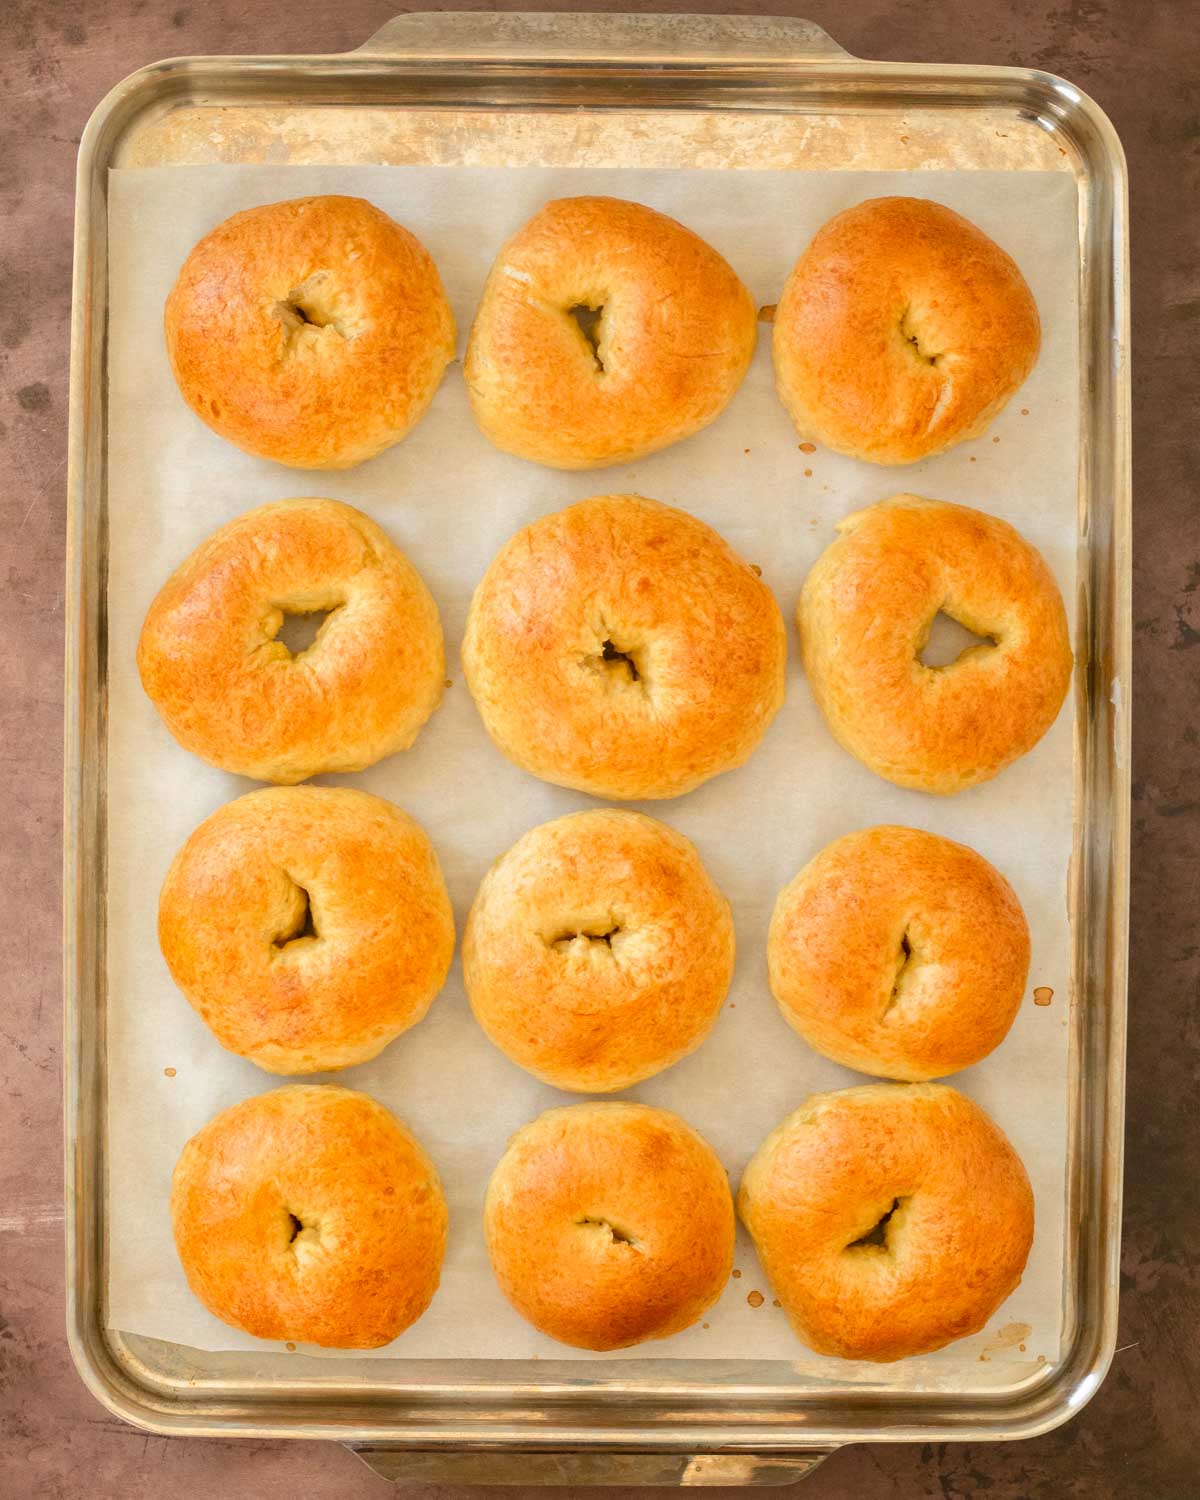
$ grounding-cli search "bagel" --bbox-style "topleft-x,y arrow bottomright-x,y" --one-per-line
158,787 -> 455,1074
137,497 -> 445,783
464,810 -> 734,1092
768,826 -> 1029,1080
485,1103 -> 735,1350
798,495 -> 1071,793
462,495 -> 787,800
171,1085 -> 447,1349
464,196 -> 757,468
164,195 -> 455,469
773,197 -> 1040,464
738,1083 -> 1034,1361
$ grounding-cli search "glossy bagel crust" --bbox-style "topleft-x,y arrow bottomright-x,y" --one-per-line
768,825 -> 1030,1080
159,787 -> 455,1075
773,196 -> 1040,464
462,495 -> 787,800
165,195 -> 456,469
137,498 -> 445,784
171,1085 -> 448,1350
465,196 -> 758,468
485,1102 -> 735,1350
797,495 -> 1071,794
738,1083 -> 1034,1362
464,810 -> 735,1092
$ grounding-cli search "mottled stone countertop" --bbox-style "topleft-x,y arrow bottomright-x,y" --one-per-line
0,2 -> 1194,1496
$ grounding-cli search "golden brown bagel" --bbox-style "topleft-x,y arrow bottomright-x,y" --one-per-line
171,1085 -> 447,1349
164,195 -> 455,469
462,495 -> 786,800
137,498 -> 445,783
485,1103 -> 735,1350
768,826 -> 1029,1080
464,810 -> 734,1092
738,1084 -> 1034,1362
464,196 -> 757,468
773,197 -> 1040,464
798,495 -> 1071,793
159,787 -> 455,1074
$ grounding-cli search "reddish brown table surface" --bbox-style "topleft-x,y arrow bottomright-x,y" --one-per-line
1,2 -> 1195,1496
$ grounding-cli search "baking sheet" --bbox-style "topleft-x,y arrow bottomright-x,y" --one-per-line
104,164 -> 1078,1376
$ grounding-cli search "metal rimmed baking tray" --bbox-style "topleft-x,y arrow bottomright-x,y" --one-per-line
64,12 -> 1130,1487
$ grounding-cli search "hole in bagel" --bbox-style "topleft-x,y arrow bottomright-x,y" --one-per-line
286,1212 -> 303,1244
582,638 -> 641,686
568,302 -> 605,372
899,307 -> 940,366
576,1215 -> 639,1247
549,922 -> 623,954
273,884 -> 318,950
284,301 -> 320,327
601,639 -> 638,680
919,611 -> 998,669
884,932 -> 914,1015
274,272 -> 347,339
273,604 -> 341,659
846,1197 -> 907,1252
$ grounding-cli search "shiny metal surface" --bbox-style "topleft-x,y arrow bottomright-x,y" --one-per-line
63,10 -> 1130,1479
345,1449 -> 834,1486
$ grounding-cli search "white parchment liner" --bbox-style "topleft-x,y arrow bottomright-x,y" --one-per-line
105,165 -> 1078,1376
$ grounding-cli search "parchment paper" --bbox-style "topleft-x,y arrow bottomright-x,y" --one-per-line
105,165 -> 1078,1376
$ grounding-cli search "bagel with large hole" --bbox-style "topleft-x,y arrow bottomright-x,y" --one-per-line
171,1085 -> 447,1349
462,494 -> 787,800
158,787 -> 455,1074
464,810 -> 734,1092
485,1102 -> 735,1350
798,495 -> 1071,793
768,825 -> 1030,1080
464,196 -> 758,468
165,195 -> 456,469
738,1083 -> 1034,1362
137,498 -> 445,783
773,196 -> 1040,464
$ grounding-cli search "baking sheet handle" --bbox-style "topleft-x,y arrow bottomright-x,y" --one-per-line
347,1446 -> 838,1486
351,11 -> 856,65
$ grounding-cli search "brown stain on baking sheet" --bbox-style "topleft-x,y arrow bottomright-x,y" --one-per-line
747,1290 -> 765,1308
163,1067 -> 176,1077
758,304 -> 776,323
731,1268 -> 741,1279
798,441 -> 816,453
978,1320 -> 1033,1361
1034,986 -> 1054,1006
